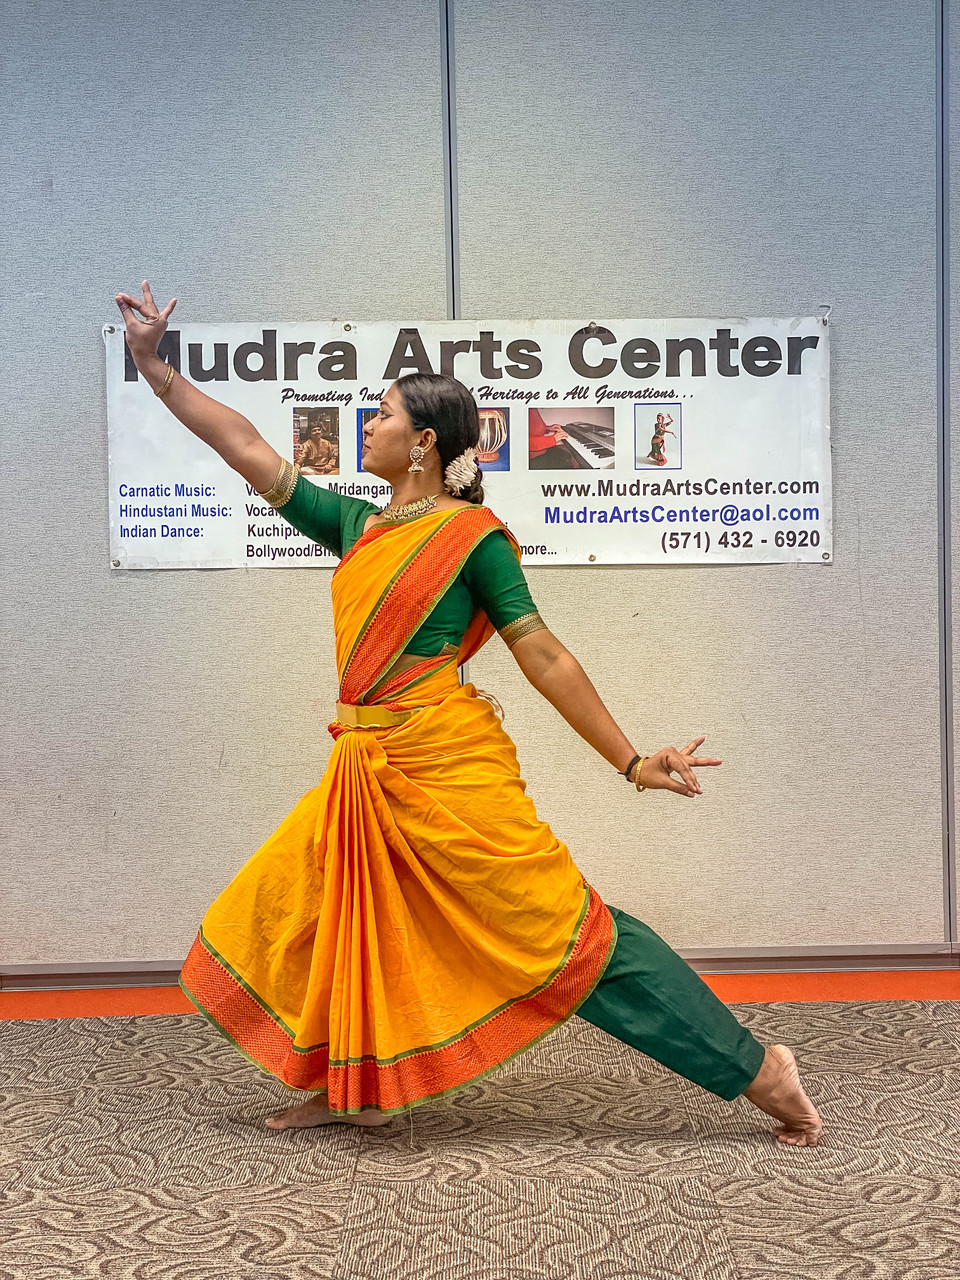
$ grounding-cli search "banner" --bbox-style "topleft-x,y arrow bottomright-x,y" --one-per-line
104,318 -> 831,568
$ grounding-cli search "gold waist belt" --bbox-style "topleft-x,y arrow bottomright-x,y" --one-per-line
335,702 -> 418,729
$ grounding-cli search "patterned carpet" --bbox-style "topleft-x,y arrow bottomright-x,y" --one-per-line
1,1001 -> 959,1279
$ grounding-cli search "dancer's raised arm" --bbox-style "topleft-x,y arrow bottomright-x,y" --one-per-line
509,626 -> 720,796
115,281 -> 281,492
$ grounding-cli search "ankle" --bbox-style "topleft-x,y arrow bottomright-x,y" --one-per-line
744,1047 -> 776,1099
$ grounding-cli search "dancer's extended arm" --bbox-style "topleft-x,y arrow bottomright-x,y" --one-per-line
115,281 -> 281,492
510,627 -> 720,797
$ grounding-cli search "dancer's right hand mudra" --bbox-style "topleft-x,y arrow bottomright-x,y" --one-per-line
114,280 -> 283,494
115,280 -> 177,359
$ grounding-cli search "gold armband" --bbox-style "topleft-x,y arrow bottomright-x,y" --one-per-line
258,458 -> 299,509
499,611 -> 547,648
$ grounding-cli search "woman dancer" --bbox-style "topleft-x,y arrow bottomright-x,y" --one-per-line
116,282 -> 822,1146
647,412 -> 675,467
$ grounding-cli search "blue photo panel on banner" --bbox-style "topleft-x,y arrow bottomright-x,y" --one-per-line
357,408 -> 379,472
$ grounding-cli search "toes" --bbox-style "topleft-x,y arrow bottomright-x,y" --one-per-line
775,1128 -> 822,1147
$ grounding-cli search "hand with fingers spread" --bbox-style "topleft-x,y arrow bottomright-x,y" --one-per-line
114,279 -> 177,371
634,736 -> 722,798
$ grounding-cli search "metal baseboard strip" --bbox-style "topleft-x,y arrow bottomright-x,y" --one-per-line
0,962 -> 183,992
681,942 -> 959,974
2,943 -> 959,989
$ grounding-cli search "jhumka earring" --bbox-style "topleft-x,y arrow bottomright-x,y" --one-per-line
408,445 -> 425,473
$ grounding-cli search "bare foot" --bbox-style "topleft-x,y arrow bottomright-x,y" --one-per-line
265,1096 -> 392,1131
743,1044 -> 823,1146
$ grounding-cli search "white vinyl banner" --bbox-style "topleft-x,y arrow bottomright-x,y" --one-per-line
104,318 -> 831,568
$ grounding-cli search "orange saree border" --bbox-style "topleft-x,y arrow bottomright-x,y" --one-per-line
179,884 -> 616,1114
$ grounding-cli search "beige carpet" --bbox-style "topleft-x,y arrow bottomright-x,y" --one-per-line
1,1001 -> 959,1279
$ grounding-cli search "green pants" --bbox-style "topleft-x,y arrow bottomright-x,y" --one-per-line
576,907 -> 766,1100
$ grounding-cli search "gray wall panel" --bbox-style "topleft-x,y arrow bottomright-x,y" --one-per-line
1,0 -> 446,963
950,0 -> 959,943
457,0 -> 943,947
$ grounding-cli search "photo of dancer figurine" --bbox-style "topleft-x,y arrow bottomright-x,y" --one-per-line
635,406 -> 681,470
294,408 -> 340,475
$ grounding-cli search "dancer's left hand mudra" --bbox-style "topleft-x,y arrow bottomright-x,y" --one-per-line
508,629 -> 722,798
636,737 -> 721,797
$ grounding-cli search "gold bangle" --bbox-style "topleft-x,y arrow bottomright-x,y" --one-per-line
634,756 -> 647,793
155,364 -> 176,400
258,458 -> 300,509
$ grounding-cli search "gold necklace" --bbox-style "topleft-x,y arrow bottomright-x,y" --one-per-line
379,493 -> 441,522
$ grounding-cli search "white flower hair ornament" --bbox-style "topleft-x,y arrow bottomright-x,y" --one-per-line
443,447 -> 479,496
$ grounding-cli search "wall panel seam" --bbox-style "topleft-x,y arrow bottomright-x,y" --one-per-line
440,0 -> 461,320
937,0 -> 956,941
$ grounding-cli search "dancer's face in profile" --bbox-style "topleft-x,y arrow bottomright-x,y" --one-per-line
360,383 -> 436,481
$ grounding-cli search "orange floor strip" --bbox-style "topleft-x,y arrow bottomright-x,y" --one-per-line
1,970 -> 958,1020
0,986 -> 194,1020
704,969 -> 960,1003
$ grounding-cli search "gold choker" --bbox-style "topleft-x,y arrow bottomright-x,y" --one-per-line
379,493 -> 441,522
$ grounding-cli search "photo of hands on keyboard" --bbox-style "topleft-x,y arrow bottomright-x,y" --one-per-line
527,408 -> 616,470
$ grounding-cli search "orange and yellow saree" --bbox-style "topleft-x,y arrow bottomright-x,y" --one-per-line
180,506 -> 616,1114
